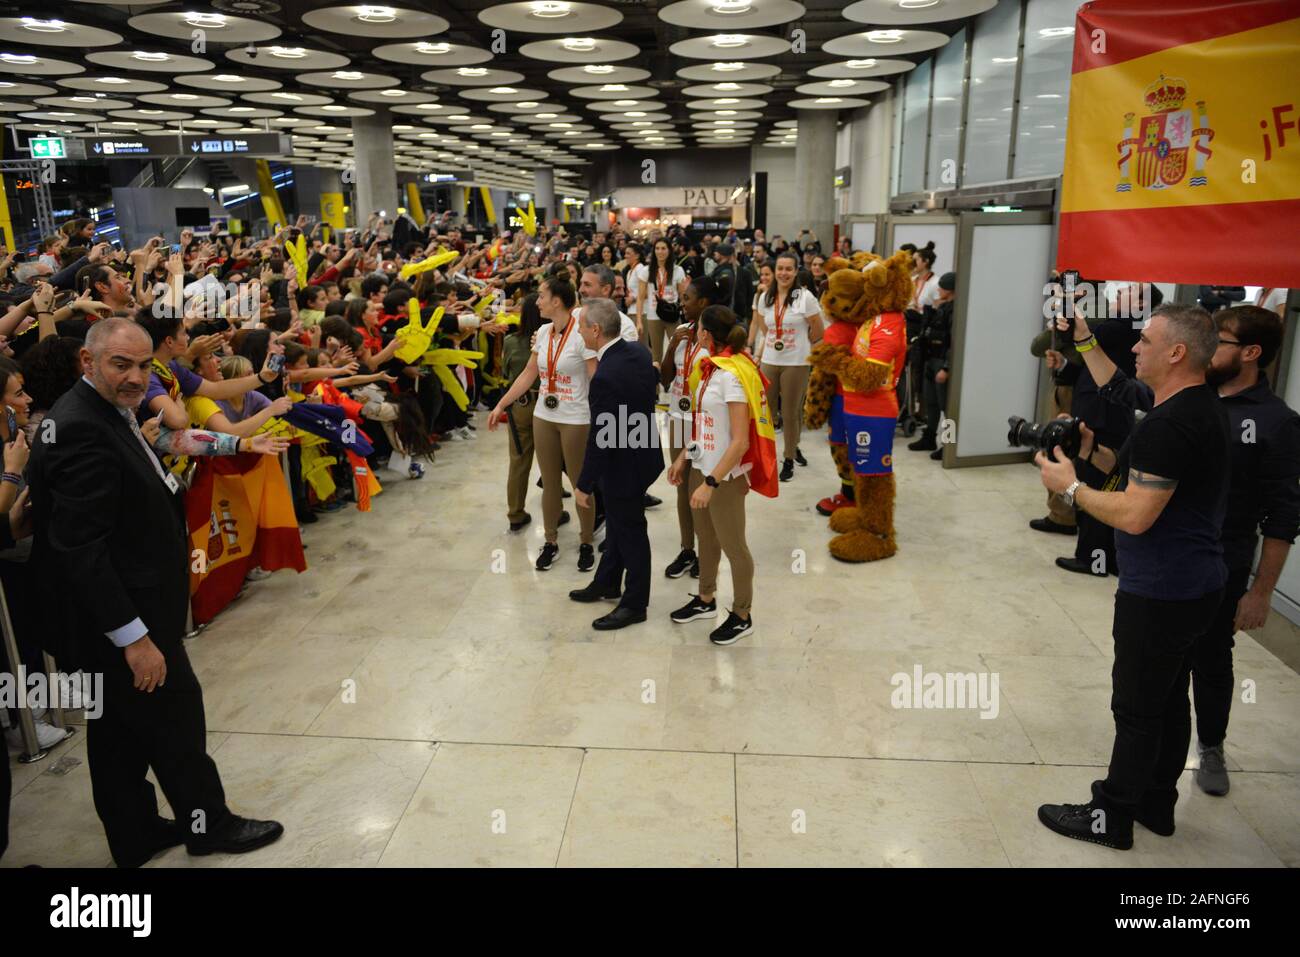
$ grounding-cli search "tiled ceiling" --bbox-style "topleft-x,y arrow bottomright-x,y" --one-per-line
0,1 -> 995,184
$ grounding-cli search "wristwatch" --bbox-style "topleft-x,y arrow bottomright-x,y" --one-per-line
1062,479 -> 1082,507
704,474 -> 719,488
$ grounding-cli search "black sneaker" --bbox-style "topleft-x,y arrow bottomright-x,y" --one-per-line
665,548 -> 697,579
779,459 -> 795,482
1037,800 -> 1133,850
295,507 -> 318,525
670,594 -> 718,623
577,543 -> 595,572
709,611 -> 753,645
794,447 -> 807,467
509,513 -> 531,533
535,542 -> 559,571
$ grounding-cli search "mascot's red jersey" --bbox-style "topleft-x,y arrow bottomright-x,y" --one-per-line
827,311 -> 908,417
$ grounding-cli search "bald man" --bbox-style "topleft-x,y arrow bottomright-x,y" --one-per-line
28,317 -> 283,867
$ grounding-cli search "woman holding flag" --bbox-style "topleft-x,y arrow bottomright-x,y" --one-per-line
667,305 -> 778,645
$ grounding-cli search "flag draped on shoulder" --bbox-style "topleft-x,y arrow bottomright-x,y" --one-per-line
706,353 -> 778,498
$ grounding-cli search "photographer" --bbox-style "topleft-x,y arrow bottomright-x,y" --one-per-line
1034,304 -> 1228,850
1028,272 -> 1085,536
1053,279 -> 1156,575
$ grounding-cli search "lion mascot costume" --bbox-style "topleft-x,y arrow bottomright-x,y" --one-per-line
803,250 -> 914,562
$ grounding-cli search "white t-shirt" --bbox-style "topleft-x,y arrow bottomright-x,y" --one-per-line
625,262 -> 643,306
533,318 -> 597,425
691,368 -> 751,482
642,263 -> 686,315
755,286 -> 820,366
1258,288 -> 1288,312
667,325 -> 710,426
913,272 -> 941,312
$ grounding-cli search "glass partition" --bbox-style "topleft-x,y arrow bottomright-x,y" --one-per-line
963,0 -> 1021,185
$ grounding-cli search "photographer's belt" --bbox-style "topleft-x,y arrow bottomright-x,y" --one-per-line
543,318 -> 575,412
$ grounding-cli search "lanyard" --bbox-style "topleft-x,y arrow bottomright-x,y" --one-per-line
691,348 -> 733,442
544,318 -> 575,395
657,266 -> 668,300
773,288 -> 790,341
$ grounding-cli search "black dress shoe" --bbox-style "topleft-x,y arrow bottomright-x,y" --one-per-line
908,436 -> 937,452
1030,517 -> 1077,536
509,513 -> 532,533
592,606 -> 647,630
930,448 -> 943,461
1037,800 -> 1132,850
643,493 -> 662,508
569,582 -> 621,603
1055,556 -> 1108,577
187,815 -> 285,857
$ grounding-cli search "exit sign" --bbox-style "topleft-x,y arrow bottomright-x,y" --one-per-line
30,136 -> 66,159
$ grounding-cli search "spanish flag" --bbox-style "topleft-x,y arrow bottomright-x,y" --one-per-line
187,454 -> 306,625
708,353 -> 779,499
1058,0 -> 1300,287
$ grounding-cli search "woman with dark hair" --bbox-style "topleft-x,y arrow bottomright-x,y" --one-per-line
488,277 -> 597,571
635,237 -> 688,365
599,244 -> 616,269
659,275 -> 720,579
910,242 -> 940,312
752,250 -> 823,482
500,293 -> 544,532
18,335 -> 82,422
666,306 -> 757,645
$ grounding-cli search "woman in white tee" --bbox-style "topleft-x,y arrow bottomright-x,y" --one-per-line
750,251 -> 823,482
636,238 -> 688,366
748,262 -> 775,363
910,242 -> 940,312
489,276 -> 597,572
658,274 -> 722,580
666,305 -> 756,646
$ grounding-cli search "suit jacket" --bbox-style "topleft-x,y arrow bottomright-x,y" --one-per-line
28,380 -> 190,671
577,339 -> 664,497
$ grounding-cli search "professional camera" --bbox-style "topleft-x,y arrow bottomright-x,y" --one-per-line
1008,415 -> 1082,460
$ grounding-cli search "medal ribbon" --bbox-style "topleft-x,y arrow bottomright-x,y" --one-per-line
545,317 -> 576,399
691,347 -> 734,443
773,288 -> 789,346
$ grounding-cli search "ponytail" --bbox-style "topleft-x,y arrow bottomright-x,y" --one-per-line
700,305 -> 748,352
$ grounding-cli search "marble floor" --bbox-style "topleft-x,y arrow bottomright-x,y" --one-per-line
4,412 -> 1298,867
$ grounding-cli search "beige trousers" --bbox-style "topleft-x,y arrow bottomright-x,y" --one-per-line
689,469 -> 754,615
761,362 -> 811,461
533,414 -> 594,544
505,395 -> 535,524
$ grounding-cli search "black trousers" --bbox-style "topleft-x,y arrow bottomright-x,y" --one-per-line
921,357 -> 947,440
83,627 -> 230,866
0,735 -> 8,862
591,489 -> 651,612
1192,566 -> 1250,748
1098,587 -> 1223,818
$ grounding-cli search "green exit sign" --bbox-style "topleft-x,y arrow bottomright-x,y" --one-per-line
30,136 -> 66,159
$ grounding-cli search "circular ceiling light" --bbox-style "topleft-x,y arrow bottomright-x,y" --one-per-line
416,42 -> 451,54
355,5 -> 398,22
458,67 -> 489,77
562,37 -> 595,51
847,59 -> 878,69
270,47 -> 308,59
184,13 -> 228,29
131,51 -> 170,62
713,62 -> 744,71
583,64 -> 615,74
333,71 -> 365,80
710,1 -> 752,13
1,54 -> 40,65
711,35 -> 748,48
866,30 -> 903,42
530,1 -> 573,18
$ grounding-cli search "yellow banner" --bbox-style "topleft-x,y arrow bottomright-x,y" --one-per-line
320,190 -> 346,234
1062,18 -> 1300,214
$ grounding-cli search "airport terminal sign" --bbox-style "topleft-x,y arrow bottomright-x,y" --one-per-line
85,133 -> 291,158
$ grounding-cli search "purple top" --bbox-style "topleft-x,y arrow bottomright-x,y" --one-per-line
144,359 -> 204,407
217,389 -> 270,424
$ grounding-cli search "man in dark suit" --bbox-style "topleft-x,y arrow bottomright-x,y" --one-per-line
28,316 -> 284,867
570,298 -> 664,630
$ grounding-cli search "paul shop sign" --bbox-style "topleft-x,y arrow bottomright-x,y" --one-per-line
613,186 -> 746,209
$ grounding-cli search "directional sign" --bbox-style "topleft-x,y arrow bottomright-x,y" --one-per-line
85,133 -> 291,159
29,136 -> 66,159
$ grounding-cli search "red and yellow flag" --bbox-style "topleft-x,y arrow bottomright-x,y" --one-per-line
1058,0 -> 1300,287
187,453 -> 306,624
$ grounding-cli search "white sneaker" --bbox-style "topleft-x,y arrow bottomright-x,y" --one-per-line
443,429 -> 462,441
456,426 -> 475,441
245,566 -> 274,581
5,718 -> 71,752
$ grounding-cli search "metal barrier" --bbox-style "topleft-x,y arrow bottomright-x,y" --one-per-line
0,574 -> 71,764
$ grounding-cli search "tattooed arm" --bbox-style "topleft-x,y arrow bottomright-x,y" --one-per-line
152,425 -> 242,457
1075,469 -> 1177,535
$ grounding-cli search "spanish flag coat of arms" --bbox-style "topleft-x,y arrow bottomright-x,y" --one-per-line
1058,0 -> 1299,287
